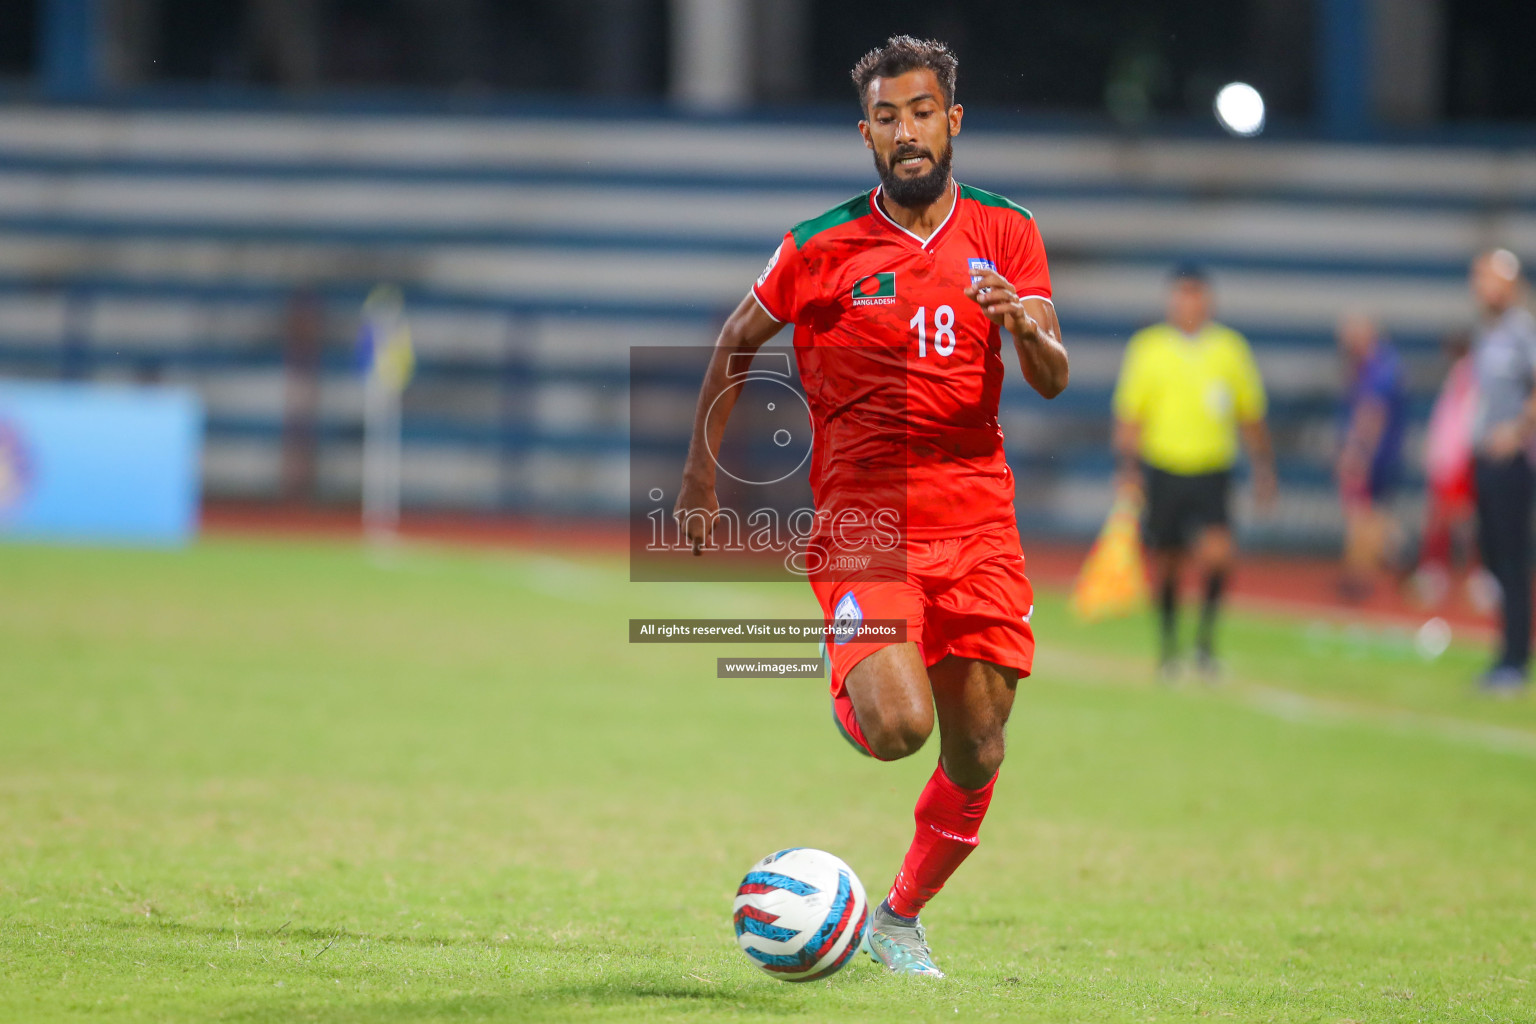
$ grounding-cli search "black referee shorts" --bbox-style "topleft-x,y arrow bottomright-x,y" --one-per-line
1142,463 -> 1231,552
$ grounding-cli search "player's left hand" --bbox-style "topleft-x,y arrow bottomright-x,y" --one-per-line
1484,420 -> 1528,461
965,269 -> 1037,340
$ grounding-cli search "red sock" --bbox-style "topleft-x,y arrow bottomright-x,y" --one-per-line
1421,509 -> 1451,566
885,762 -> 996,919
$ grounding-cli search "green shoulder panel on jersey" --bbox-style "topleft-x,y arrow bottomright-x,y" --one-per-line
790,192 -> 871,249
959,183 -> 1032,219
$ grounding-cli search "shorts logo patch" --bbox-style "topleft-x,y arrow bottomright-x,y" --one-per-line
1023,603 -> 1034,623
832,591 -> 863,645
851,273 -> 896,306
968,257 -> 996,282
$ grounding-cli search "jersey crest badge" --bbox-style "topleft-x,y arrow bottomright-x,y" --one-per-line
851,273 -> 896,306
832,591 -> 863,645
968,258 -> 997,282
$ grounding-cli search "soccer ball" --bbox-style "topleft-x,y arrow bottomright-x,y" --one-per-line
732,847 -> 869,981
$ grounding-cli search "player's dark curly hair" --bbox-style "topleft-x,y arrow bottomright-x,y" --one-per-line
850,35 -> 959,112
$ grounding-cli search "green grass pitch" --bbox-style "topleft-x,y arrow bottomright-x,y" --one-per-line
2,537 -> 1534,1022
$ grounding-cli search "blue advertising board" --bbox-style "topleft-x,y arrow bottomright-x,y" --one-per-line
0,381 -> 202,545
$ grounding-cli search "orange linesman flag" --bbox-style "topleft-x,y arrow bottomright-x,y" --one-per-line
1070,495 -> 1149,622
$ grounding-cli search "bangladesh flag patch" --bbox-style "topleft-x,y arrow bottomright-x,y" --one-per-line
851,272 -> 897,306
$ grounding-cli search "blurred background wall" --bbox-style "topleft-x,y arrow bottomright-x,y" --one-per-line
1,0 -> 1534,547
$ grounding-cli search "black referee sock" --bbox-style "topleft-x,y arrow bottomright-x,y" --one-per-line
1158,576 -> 1178,662
1197,571 -> 1227,658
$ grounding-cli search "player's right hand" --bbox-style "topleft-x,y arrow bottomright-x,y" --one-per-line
674,477 -> 720,556
1253,464 -> 1279,512
1112,463 -> 1143,501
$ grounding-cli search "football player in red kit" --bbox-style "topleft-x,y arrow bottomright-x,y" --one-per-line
676,35 -> 1068,977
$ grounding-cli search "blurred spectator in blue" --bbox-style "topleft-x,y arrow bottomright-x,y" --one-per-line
1468,249 -> 1536,695
1335,312 -> 1406,601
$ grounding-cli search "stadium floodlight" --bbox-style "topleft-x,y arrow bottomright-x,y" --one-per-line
1214,82 -> 1265,137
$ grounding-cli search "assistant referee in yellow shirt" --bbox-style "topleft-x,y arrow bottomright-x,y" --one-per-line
1112,264 -> 1277,679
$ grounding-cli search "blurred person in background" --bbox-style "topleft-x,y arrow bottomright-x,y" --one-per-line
1412,331 -> 1485,610
1334,313 -> 1407,601
1113,264 -> 1276,680
1468,249 -> 1536,695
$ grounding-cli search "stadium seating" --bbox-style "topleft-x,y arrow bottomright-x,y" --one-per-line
2,106 -> 1530,544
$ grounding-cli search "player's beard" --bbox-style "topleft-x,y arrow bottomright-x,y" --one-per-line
875,133 -> 954,209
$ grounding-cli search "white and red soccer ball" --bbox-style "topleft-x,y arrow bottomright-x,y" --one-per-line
732,848 -> 869,981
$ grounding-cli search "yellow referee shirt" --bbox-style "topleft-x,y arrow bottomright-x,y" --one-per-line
1112,322 -> 1267,475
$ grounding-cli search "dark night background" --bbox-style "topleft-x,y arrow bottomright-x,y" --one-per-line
3,0 -> 1535,125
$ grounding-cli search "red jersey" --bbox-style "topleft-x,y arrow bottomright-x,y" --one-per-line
752,182 -> 1052,541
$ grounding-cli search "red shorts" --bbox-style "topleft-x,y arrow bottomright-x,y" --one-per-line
1430,466 -> 1475,508
810,522 -> 1036,757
